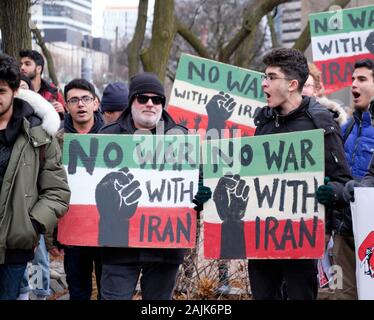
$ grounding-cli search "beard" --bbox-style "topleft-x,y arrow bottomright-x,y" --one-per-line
23,69 -> 36,80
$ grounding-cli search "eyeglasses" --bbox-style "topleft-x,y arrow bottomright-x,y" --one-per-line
261,74 -> 293,82
303,83 -> 315,89
67,95 -> 94,106
135,94 -> 165,105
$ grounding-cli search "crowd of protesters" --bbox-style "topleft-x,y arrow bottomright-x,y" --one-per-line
0,46 -> 373,300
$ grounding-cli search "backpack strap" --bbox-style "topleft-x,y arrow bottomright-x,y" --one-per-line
342,119 -> 355,143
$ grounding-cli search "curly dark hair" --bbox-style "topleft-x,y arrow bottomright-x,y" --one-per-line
0,54 -> 21,91
263,48 -> 309,92
64,78 -> 96,100
354,58 -> 374,80
19,49 -> 45,73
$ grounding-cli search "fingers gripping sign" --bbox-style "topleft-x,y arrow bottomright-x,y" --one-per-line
95,167 -> 142,246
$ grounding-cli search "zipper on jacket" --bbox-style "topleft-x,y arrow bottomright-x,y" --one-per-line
351,120 -> 362,164
275,113 -> 280,127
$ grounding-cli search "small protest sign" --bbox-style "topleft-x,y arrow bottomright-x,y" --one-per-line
58,133 -> 200,248
350,188 -> 374,300
202,129 -> 325,259
167,54 -> 266,138
310,5 -> 374,94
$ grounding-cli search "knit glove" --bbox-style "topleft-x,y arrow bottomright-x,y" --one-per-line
193,181 -> 212,211
316,177 -> 336,206
342,180 -> 365,203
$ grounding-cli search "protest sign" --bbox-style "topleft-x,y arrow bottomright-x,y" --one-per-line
351,188 -> 374,300
202,129 -> 325,259
310,5 -> 374,94
167,54 -> 266,138
58,133 -> 200,248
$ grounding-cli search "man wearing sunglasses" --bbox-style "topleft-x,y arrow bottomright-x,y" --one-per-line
98,72 -> 210,300
247,48 -> 352,300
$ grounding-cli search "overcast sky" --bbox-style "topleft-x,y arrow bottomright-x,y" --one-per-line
92,0 -> 154,37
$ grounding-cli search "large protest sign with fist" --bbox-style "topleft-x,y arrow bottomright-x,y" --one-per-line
58,133 -> 200,248
202,130 -> 325,259
167,54 -> 266,138
310,5 -> 374,94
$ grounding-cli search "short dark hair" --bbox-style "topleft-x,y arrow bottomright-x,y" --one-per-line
263,48 -> 309,92
64,78 -> 96,100
0,53 -> 21,91
354,58 -> 374,80
19,49 -> 45,73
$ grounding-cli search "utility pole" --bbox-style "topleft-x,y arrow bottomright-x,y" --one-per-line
114,26 -> 118,80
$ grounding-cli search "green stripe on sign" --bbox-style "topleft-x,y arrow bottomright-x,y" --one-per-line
202,129 -> 325,179
309,5 -> 374,37
175,54 -> 266,102
63,134 -> 200,171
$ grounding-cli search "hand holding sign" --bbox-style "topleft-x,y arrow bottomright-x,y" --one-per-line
213,174 -> 249,258
95,167 -> 142,246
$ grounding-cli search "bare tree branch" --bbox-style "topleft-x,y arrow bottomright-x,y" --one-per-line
219,0 -> 288,63
31,26 -> 59,87
175,18 -> 211,59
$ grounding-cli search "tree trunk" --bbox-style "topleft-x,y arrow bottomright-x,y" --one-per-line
0,0 -> 31,57
140,0 -> 176,80
293,0 -> 351,52
31,26 -> 59,87
219,0 -> 288,63
127,0 -> 148,78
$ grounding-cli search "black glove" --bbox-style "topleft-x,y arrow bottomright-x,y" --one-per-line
343,180 -> 365,202
316,177 -> 336,206
193,181 -> 212,211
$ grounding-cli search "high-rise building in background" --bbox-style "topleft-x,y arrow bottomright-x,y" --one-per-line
31,0 -> 93,35
276,0 -> 302,48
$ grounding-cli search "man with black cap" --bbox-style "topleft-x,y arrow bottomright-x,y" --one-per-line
98,72 -> 211,300
101,82 -> 129,125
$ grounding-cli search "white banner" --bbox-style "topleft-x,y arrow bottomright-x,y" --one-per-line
351,188 -> 374,300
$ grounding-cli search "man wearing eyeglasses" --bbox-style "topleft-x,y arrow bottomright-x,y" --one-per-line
248,48 -> 352,300
97,72 -> 210,300
57,79 -> 104,300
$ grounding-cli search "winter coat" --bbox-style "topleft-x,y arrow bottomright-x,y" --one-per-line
0,90 -> 70,264
342,111 -> 374,179
99,108 -> 189,265
254,96 -> 352,234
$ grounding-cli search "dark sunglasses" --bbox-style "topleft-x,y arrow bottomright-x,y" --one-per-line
136,94 -> 165,105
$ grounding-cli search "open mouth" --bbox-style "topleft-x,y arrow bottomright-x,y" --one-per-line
77,110 -> 87,115
352,92 -> 360,99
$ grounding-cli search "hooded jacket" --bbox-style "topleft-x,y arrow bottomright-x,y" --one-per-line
0,90 -> 70,264
254,96 -> 352,234
99,107 -> 188,265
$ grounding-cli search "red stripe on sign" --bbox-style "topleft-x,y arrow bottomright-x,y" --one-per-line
129,207 -> 196,248
204,217 -> 324,259
167,105 -> 256,137
58,205 -> 196,248
315,53 -> 374,95
58,205 -> 99,246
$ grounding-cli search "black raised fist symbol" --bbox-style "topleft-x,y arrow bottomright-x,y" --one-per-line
95,167 -> 142,246
213,174 -> 249,258
365,31 -> 374,55
206,91 -> 236,138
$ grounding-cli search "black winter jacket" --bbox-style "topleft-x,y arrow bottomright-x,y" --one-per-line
99,108 -> 189,265
254,96 -> 352,234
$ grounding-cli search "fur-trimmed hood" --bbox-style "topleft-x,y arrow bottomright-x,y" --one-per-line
16,88 -> 61,136
317,96 -> 348,126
